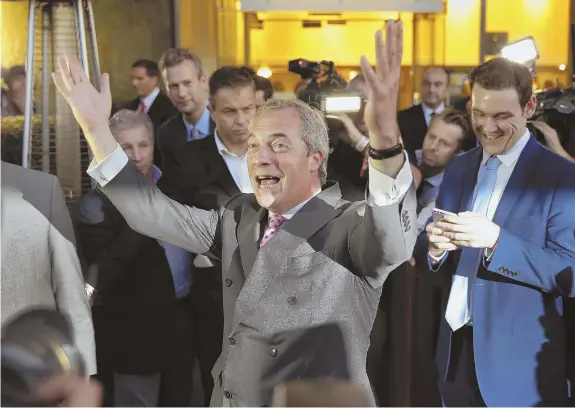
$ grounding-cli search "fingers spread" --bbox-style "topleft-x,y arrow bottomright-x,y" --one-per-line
57,54 -> 74,91
100,73 -> 111,98
360,55 -> 378,91
375,29 -> 388,80
52,73 -> 70,98
68,54 -> 88,84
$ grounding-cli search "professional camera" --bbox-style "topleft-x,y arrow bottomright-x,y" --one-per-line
528,87 -> 575,154
289,59 -> 365,151
1,309 -> 86,406
289,58 -> 363,115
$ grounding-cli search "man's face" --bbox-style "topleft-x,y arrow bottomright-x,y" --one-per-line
421,68 -> 448,108
131,67 -> 158,98
247,108 -> 323,214
254,90 -> 266,110
422,118 -> 463,171
471,84 -> 535,155
116,126 -> 154,176
209,85 -> 256,147
163,60 -> 208,115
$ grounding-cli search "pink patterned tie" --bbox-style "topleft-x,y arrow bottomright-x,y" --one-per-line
260,214 -> 287,247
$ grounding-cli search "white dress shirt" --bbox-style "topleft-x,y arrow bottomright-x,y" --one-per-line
88,147 -> 413,207
214,131 -> 253,194
422,102 -> 445,127
140,87 -> 160,113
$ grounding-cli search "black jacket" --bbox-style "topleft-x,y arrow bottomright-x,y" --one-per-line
73,189 -> 177,374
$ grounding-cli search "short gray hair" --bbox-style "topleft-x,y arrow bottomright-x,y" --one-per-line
109,109 -> 154,142
254,99 -> 330,184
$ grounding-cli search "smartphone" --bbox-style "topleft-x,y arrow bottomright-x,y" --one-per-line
432,208 -> 457,223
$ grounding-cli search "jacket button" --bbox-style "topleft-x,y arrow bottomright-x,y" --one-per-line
224,391 -> 232,399
269,348 -> 278,357
287,296 -> 298,305
229,337 -> 237,345
225,278 -> 233,287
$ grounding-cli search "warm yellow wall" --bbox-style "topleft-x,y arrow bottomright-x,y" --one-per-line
247,0 -> 570,69
1,1 -> 29,70
249,13 -> 414,67
486,0 -> 569,68
443,0 -> 481,65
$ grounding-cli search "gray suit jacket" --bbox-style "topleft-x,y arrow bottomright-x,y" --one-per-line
98,162 -> 417,407
1,163 -> 96,375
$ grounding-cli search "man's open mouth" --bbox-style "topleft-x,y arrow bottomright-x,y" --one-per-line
255,176 -> 281,188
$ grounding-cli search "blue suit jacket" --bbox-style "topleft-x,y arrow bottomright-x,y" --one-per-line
432,136 -> 575,406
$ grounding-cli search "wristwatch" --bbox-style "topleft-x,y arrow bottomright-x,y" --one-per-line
368,143 -> 404,160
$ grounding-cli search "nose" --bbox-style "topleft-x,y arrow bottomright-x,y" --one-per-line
484,117 -> 498,133
235,110 -> 249,126
253,144 -> 274,167
176,84 -> 186,99
131,147 -> 143,163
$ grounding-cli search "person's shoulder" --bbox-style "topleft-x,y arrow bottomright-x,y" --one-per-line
398,104 -> 422,117
158,113 -> 183,134
1,162 -> 60,192
73,190 -> 110,225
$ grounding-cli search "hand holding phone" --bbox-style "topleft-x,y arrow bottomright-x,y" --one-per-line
432,208 -> 457,223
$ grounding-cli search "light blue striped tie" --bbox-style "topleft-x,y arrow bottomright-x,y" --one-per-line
445,155 -> 501,331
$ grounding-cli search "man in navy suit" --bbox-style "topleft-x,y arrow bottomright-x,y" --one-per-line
425,57 -> 575,406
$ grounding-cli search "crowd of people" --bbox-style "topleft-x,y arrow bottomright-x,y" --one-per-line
1,19 -> 575,407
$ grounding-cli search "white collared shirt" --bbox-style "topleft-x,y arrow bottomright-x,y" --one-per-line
478,129 -> 530,221
422,102 -> 445,127
214,131 -> 253,194
140,87 -> 160,113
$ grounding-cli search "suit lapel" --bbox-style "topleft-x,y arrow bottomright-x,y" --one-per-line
458,148 -> 483,212
204,138 -> 242,197
257,182 -> 345,275
237,202 -> 267,279
416,105 -> 428,146
492,137 -> 540,225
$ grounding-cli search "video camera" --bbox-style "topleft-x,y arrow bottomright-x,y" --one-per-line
528,87 -> 575,154
289,58 -> 363,115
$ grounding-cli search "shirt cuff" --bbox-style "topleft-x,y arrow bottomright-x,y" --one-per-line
87,144 -> 129,187
367,151 -> 413,206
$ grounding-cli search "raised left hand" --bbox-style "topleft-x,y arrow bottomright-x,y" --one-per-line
360,20 -> 403,150
436,211 -> 500,249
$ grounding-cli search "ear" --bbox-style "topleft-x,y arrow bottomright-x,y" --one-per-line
207,102 -> 215,117
308,151 -> 323,173
523,94 -> 537,119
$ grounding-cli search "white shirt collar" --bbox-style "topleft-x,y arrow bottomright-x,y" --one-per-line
278,189 -> 323,219
214,130 -> 246,159
422,102 -> 445,117
481,129 -> 530,168
141,87 -> 160,109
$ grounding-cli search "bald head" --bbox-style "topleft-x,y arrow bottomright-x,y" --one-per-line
421,67 -> 449,109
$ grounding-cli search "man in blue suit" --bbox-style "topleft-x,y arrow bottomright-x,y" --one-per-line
425,57 -> 575,406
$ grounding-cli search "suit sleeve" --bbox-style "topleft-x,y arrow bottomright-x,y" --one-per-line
88,145 -> 221,259
48,203 -> 97,375
487,173 -> 575,297
350,154 -> 418,287
73,194 -> 156,296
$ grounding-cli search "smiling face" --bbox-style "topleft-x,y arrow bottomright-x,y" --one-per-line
471,84 -> 536,155
247,108 -> 324,214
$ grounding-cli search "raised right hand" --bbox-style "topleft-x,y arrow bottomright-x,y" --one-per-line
52,54 -> 111,133
426,221 -> 458,257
